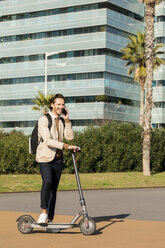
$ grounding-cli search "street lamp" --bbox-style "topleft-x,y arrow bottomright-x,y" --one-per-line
44,50 -> 65,97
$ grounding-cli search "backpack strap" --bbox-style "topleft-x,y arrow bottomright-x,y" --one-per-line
45,113 -> 64,130
40,113 -> 52,142
45,113 -> 52,130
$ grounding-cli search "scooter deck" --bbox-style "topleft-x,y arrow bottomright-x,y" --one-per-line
31,222 -> 78,229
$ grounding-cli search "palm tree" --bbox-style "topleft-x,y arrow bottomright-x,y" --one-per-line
121,32 -> 146,126
121,32 -> 165,127
139,0 -> 162,176
32,91 -> 54,114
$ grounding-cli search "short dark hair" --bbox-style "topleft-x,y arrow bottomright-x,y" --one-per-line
49,93 -> 65,110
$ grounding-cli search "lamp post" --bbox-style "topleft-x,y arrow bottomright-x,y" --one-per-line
44,50 -> 65,97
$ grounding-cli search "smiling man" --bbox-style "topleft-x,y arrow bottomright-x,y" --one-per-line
36,93 -> 79,227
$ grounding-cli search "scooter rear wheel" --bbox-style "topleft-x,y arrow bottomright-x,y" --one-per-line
17,216 -> 33,234
79,217 -> 96,235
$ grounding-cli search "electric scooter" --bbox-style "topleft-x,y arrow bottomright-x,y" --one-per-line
16,150 -> 96,235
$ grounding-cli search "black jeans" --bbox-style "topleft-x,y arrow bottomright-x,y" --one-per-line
39,158 -> 63,220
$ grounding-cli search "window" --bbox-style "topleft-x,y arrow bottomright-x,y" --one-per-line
0,2 -> 143,23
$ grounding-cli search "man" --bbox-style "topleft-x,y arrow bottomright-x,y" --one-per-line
36,93 -> 78,225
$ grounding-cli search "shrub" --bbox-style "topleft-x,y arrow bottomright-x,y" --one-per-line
0,122 -> 164,174
151,128 -> 165,172
0,131 -> 38,174
64,122 -> 143,173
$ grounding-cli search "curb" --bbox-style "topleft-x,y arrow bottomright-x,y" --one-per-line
1,186 -> 165,194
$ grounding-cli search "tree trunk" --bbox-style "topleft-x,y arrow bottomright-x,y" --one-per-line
143,3 -> 155,176
139,82 -> 145,127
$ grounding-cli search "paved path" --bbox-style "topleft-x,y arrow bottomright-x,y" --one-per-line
1,188 -> 165,248
1,211 -> 165,248
0,188 -> 165,221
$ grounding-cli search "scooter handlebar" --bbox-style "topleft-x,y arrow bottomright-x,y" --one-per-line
71,147 -> 82,153
77,147 -> 82,153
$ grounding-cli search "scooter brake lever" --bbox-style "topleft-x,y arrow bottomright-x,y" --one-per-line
71,147 -> 82,153
77,147 -> 83,153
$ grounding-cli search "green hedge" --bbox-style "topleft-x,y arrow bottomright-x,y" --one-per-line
64,122 -> 165,173
63,122 -> 143,173
150,128 -> 165,172
0,122 -> 165,174
0,131 -> 38,174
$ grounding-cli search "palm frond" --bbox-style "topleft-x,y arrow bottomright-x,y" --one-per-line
122,54 -> 138,63
38,91 -> 45,101
128,65 -> 136,75
134,66 -> 146,82
121,31 -> 164,87
128,34 -> 137,45
33,98 -> 43,106
32,106 -> 42,111
137,32 -> 145,45
125,61 -> 134,67
32,91 -> 54,113
154,43 -> 164,51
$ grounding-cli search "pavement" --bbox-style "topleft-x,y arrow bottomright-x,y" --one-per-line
1,188 -> 165,221
1,188 -> 165,248
1,211 -> 165,248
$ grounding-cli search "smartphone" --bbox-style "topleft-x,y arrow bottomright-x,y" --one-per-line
62,108 -> 67,116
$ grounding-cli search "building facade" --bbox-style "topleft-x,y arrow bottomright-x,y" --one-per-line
153,0 -> 165,128
0,0 -> 144,134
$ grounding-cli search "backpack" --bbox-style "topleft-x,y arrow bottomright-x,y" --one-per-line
29,113 -> 52,154
29,113 -> 65,154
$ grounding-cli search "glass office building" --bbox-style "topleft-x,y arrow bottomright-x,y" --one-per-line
153,1 -> 165,128
0,0 -> 144,134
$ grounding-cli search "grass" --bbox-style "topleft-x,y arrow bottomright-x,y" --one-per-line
0,172 -> 165,192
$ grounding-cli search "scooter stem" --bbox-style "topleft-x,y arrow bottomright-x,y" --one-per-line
71,152 -> 84,202
71,151 -> 89,221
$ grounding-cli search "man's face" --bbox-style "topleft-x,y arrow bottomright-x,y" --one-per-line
51,98 -> 65,116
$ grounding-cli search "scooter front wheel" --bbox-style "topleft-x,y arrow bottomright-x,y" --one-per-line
17,216 -> 33,234
79,217 -> 96,235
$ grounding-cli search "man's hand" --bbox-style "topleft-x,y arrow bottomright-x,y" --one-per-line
68,145 -> 80,152
62,107 -> 69,120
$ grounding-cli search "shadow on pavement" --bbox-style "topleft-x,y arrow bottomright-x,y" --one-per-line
93,213 -> 130,235
93,213 -> 130,222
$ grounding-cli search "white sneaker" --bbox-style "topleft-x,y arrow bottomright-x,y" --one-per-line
38,213 -> 48,224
